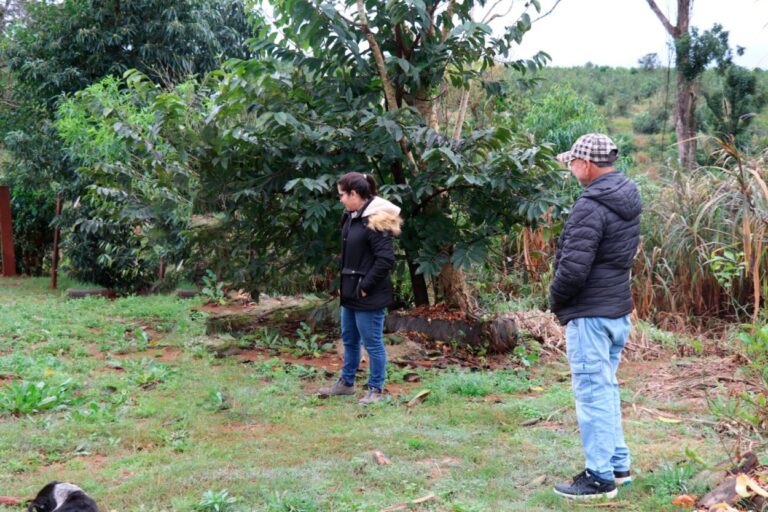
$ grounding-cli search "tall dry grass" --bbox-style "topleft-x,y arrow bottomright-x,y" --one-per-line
634,138 -> 768,327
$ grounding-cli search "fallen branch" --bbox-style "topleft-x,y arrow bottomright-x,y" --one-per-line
0,497 -> 25,506
380,494 -> 437,511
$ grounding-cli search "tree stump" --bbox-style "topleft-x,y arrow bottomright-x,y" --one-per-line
176,289 -> 198,299
66,288 -> 115,299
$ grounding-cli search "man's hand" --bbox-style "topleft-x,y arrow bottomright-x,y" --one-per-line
360,289 -> 367,297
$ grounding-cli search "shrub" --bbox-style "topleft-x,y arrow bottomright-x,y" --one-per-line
633,108 -> 668,134
523,85 -> 607,152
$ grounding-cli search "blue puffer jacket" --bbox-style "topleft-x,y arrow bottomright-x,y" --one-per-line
550,172 -> 642,325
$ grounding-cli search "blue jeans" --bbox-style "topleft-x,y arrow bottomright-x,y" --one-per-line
340,307 -> 387,391
566,315 -> 631,481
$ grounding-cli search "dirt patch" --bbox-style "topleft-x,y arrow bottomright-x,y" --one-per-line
415,456 -> 462,480
44,453 -> 109,471
220,422 -> 284,435
112,347 -> 183,362
236,347 -> 342,372
620,356 -> 757,410
381,381 -> 421,398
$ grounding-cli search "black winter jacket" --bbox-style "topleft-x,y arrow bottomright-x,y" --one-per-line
550,171 -> 642,325
340,196 -> 403,311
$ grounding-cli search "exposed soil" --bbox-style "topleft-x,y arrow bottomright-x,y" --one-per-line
113,347 -> 183,362
620,356 -> 759,410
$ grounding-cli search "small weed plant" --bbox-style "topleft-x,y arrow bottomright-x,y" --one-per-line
124,358 -> 175,388
738,323 -> 768,383
201,270 -> 227,305
292,322 -> 333,357
249,327 -> 287,351
0,379 -> 75,415
246,325 -> 334,358
194,489 -> 238,512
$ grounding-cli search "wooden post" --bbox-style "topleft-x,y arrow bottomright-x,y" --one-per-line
50,193 -> 63,288
0,186 -> 16,277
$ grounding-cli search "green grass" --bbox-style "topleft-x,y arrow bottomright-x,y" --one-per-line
0,277 -> 753,511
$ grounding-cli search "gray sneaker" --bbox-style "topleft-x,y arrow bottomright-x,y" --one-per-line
319,378 -> 355,396
358,387 -> 384,405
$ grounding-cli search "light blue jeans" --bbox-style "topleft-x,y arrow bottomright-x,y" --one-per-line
566,315 -> 631,481
340,307 -> 387,391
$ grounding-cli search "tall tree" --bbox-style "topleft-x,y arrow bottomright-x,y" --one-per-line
645,0 -> 694,168
263,0 -> 553,310
645,0 -> 732,168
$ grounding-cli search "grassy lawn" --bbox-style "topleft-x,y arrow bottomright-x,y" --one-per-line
0,278 -> 749,511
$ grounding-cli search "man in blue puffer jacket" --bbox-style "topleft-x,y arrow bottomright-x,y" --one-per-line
550,133 -> 642,501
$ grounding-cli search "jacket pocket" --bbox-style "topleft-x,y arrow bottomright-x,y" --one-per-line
340,269 -> 363,300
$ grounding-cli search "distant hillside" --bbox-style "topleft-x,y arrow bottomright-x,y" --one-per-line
515,65 -> 768,163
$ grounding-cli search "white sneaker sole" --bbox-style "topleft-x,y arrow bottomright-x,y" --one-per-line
553,488 -> 618,500
615,477 -> 632,485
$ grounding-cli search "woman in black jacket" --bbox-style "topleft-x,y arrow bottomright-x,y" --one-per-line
320,172 -> 402,405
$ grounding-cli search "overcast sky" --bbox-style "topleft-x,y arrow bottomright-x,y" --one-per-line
498,0 -> 768,69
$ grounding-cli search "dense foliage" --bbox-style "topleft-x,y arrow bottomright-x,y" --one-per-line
0,0 -> 250,284
54,8 -> 562,301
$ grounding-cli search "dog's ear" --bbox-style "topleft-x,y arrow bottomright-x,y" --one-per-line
27,482 -> 60,512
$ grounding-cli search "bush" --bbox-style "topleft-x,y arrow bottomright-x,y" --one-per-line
522,85 -> 607,153
633,108 -> 668,134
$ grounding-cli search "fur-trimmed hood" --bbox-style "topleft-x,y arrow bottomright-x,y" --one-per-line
362,196 -> 403,236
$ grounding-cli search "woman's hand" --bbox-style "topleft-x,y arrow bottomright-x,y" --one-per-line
360,289 -> 367,297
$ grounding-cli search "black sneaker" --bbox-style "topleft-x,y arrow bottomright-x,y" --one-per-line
554,469 -> 617,500
614,469 -> 632,485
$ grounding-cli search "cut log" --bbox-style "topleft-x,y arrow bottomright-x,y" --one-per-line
698,456 -> 764,512
385,313 -> 482,345
384,311 -> 518,353
205,298 -> 338,336
484,316 -> 519,353
693,451 -> 760,489
66,288 -> 115,299
698,476 -> 739,509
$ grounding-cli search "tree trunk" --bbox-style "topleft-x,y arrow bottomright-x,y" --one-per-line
437,262 -> 475,315
646,0 -> 694,168
407,256 -> 430,307
452,88 -> 471,141
676,75 -> 698,169
411,88 -> 439,131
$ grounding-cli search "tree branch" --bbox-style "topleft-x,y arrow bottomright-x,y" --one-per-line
355,0 -> 397,111
483,0 -> 514,25
412,184 -> 480,216
533,0 -> 564,24
355,0 -> 417,170
645,0 -> 679,37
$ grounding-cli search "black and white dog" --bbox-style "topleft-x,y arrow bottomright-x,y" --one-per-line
27,482 -> 99,512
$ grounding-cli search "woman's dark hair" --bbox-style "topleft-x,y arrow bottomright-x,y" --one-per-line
338,172 -> 377,199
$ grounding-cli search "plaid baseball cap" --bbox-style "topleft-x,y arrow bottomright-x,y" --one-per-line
557,133 -> 618,165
